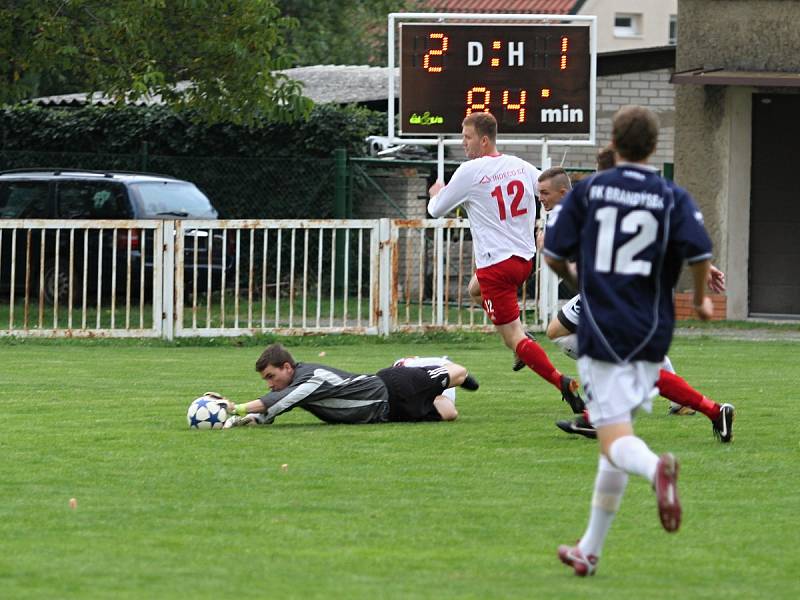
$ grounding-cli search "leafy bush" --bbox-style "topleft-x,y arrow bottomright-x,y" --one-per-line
0,103 -> 386,158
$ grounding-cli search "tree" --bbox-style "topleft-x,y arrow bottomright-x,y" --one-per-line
0,0 -> 312,124
276,0 -> 414,67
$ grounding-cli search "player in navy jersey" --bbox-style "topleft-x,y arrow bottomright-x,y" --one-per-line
534,163 -> 733,443
427,111 -> 585,415
543,105 -> 714,576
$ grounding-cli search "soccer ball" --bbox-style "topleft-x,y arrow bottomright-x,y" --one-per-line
187,395 -> 228,430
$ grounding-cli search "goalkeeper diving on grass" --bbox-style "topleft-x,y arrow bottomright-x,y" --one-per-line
208,344 -> 479,427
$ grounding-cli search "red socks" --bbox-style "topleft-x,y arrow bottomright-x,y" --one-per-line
656,369 -> 721,420
515,337 -> 562,388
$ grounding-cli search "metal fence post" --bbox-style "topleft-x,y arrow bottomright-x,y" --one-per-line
434,224 -> 444,325
537,252 -> 559,331
161,220 -> 175,340
334,148 -> 347,217
334,148 -> 347,293
378,218 -> 394,335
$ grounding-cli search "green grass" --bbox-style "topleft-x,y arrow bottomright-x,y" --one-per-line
1,335 -> 798,599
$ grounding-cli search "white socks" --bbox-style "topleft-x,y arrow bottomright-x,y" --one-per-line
577,438 -> 661,558
579,455 -> 628,558
608,435 -> 659,484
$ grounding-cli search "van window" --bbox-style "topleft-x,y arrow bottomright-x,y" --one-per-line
57,181 -> 131,219
0,181 -> 50,218
130,182 -> 217,218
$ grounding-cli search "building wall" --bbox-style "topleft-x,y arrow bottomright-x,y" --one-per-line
501,67 -> 675,172
675,0 -> 800,317
578,0 -> 677,52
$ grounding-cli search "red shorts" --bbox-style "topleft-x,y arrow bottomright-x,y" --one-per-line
475,256 -> 533,326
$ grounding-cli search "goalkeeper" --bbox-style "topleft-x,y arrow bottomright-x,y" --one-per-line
213,344 -> 479,427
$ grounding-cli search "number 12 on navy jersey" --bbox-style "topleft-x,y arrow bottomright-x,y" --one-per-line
594,207 -> 659,276
490,179 -> 528,220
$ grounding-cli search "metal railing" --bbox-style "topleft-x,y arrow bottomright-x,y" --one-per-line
1,219 -> 556,338
0,219 -> 163,337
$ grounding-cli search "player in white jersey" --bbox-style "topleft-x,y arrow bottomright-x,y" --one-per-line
427,112 -> 584,414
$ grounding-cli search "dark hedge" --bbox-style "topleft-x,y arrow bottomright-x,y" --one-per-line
0,103 -> 387,158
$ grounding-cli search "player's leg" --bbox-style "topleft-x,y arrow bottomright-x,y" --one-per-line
560,358 -> 679,576
467,273 -> 482,305
511,330 -> 538,372
660,356 -> 695,415
470,273 -> 535,373
433,394 -> 458,421
555,412 -> 596,438
440,361 -> 481,391
655,358 -> 735,442
548,295 -> 581,360
497,318 -> 584,413
477,256 -> 584,413
586,359 -> 680,532
378,366 -> 456,422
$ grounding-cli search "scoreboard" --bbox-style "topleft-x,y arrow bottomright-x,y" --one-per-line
400,24 -> 591,136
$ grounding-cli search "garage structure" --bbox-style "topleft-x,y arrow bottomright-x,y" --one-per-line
673,0 -> 800,319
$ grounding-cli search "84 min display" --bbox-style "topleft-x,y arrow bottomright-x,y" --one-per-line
400,24 -> 591,135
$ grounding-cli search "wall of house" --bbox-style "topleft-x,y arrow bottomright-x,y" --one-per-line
675,0 -> 800,317
504,67 -> 675,172
578,0 -> 677,52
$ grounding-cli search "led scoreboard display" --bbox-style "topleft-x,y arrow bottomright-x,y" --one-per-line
400,24 -> 591,135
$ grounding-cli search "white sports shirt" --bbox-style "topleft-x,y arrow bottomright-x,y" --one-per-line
427,153 -> 541,268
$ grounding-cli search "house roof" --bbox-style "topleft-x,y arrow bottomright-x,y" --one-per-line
671,68 -> 800,88
29,66 -> 392,108
276,65 -> 392,104
423,1 -> 578,13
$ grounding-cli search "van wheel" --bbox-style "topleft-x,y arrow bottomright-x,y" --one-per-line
43,262 -> 71,305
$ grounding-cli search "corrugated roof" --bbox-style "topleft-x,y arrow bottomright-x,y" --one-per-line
30,81 -> 194,108
29,66 -> 393,108
423,1 -> 578,14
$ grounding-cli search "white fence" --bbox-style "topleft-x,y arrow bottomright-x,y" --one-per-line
0,219 -> 557,339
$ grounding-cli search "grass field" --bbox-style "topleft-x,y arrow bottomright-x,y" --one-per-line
1,332 -> 798,599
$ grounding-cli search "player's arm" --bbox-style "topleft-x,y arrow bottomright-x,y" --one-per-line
202,392 -> 274,424
427,165 -> 472,217
231,398 -> 270,416
708,264 -> 725,293
229,370 -> 314,420
690,259 -> 714,320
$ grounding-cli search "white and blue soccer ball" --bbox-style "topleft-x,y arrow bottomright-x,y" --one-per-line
187,395 -> 228,430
